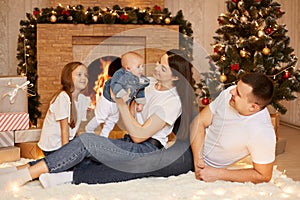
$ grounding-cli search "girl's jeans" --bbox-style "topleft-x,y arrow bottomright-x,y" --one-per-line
44,133 -> 159,173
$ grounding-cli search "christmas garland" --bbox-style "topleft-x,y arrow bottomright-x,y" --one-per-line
16,4 -> 193,125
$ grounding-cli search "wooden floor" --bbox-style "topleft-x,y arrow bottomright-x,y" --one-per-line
274,124 -> 300,181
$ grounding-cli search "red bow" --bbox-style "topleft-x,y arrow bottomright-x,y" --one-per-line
230,63 -> 240,71
61,10 -> 70,16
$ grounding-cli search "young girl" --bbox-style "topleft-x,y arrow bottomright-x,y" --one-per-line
0,62 -> 90,174
37,61 -> 91,155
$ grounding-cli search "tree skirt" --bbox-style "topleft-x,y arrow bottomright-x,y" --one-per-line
1,158 -> 299,200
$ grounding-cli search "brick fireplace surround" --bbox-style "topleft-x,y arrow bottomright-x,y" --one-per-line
36,24 -> 179,125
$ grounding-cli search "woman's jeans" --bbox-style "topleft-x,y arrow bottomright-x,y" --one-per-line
44,133 -> 159,173
72,140 -> 194,184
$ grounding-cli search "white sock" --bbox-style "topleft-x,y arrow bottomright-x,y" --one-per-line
39,171 -> 73,188
0,166 -> 17,174
0,168 -> 32,190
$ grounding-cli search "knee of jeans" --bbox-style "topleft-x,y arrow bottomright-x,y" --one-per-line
79,132 -> 93,141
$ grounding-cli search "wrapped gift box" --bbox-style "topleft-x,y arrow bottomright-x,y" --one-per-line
0,146 -> 20,163
0,76 -> 28,113
15,142 -> 44,159
0,131 -> 14,147
270,112 -> 280,140
15,128 -> 41,143
0,112 -> 29,131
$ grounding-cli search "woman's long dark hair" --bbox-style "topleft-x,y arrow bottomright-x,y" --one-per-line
166,49 -> 195,141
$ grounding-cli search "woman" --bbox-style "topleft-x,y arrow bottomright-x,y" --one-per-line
42,49 -> 197,187
0,49 -> 196,189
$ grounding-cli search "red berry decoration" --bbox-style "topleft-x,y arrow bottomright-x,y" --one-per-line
232,0 -> 238,3
217,17 -> 224,25
265,27 -> 273,35
201,97 -> 210,105
283,71 -> 290,79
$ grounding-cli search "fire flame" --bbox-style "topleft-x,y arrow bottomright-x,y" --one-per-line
93,58 -> 111,105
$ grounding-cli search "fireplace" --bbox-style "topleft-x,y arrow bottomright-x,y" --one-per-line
87,56 -> 120,108
37,24 -> 179,126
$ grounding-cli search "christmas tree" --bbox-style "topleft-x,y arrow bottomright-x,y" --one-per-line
196,0 -> 300,114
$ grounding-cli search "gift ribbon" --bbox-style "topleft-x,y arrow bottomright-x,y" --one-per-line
2,80 -> 30,104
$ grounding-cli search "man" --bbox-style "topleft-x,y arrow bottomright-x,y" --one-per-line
190,73 -> 276,183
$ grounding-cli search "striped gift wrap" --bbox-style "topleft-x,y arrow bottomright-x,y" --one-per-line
0,112 -> 29,132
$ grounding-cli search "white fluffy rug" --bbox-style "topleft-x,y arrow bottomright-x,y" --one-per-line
1,158 -> 300,200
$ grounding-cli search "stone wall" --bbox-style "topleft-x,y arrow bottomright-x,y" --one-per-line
36,24 -> 178,126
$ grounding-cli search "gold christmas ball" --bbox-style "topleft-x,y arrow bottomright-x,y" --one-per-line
238,1 -> 245,10
240,49 -> 248,57
92,15 -> 98,22
164,17 -> 171,24
262,47 -> 271,55
258,30 -> 265,37
220,55 -> 226,61
220,74 -> 227,83
240,15 -> 248,23
50,15 -> 57,23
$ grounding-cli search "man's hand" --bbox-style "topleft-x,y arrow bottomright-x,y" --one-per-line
195,165 -> 223,182
195,162 -> 274,183
194,157 -> 205,180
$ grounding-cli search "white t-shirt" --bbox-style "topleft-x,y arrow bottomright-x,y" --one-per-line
136,77 -> 182,147
38,92 -> 91,151
203,85 -> 276,168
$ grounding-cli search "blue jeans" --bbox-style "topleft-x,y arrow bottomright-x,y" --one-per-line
72,140 -> 194,184
44,133 -> 159,173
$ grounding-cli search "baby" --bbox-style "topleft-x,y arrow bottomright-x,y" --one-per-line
85,51 -> 149,137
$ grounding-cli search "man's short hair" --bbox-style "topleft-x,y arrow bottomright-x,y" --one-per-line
241,73 -> 274,108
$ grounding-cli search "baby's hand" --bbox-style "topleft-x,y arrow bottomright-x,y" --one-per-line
110,88 -> 131,103
136,104 -> 144,112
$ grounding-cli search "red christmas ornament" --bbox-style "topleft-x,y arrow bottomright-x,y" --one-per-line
201,97 -> 210,105
265,27 -> 273,35
232,0 -> 238,3
283,71 -> 290,79
217,17 -> 224,25
153,5 -> 162,11
120,13 -> 128,21
214,47 -> 219,54
33,10 -> 41,17
255,0 -> 261,2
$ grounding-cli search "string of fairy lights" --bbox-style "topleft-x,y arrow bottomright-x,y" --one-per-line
34,4 -> 173,25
